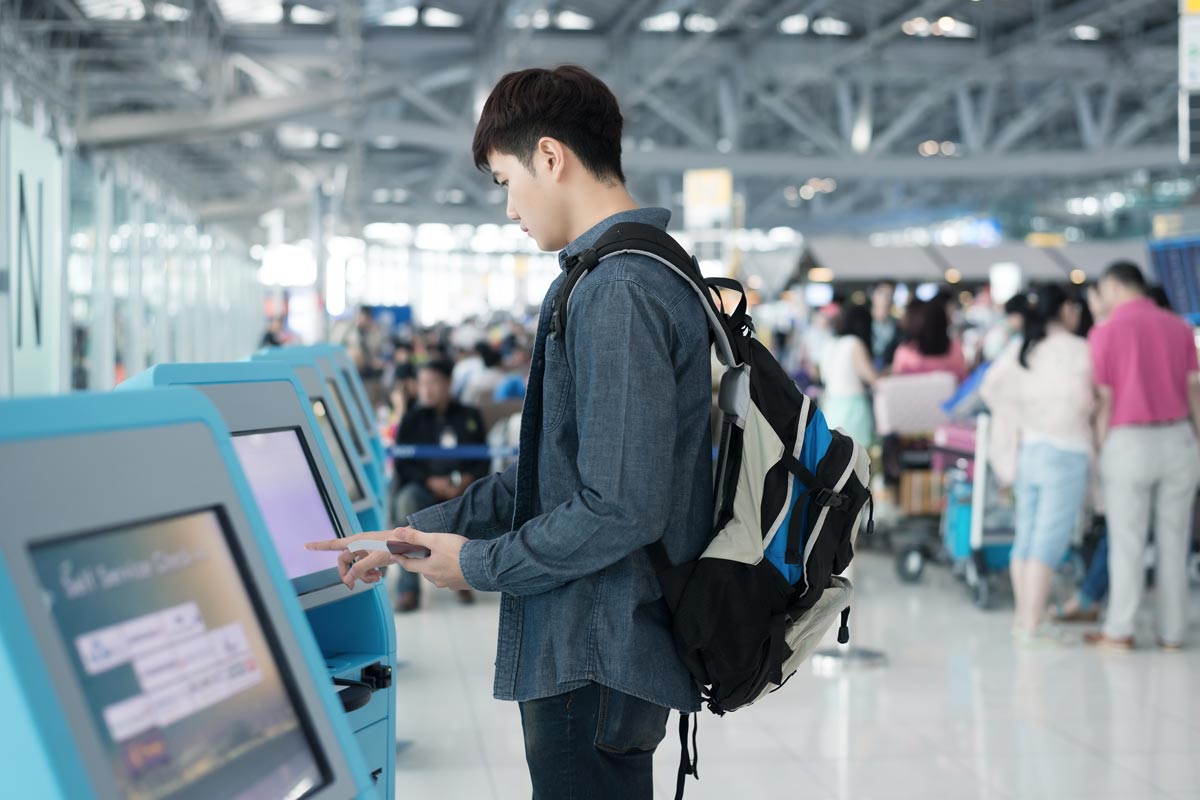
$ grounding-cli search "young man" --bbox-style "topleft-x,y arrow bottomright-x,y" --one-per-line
1085,262 -> 1200,651
309,65 -> 713,797
390,360 -> 489,611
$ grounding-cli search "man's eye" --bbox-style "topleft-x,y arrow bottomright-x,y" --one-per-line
501,181 -> 509,188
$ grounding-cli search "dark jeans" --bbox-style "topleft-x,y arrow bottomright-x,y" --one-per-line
519,683 -> 669,800
392,482 -> 437,595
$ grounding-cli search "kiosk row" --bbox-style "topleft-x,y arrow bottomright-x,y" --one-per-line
0,346 -> 396,800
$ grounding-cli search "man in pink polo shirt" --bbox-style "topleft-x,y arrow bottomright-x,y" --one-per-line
1086,262 -> 1200,650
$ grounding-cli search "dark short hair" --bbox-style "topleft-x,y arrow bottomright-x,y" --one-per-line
419,360 -> 454,381
1102,261 -> 1146,291
835,304 -> 873,348
472,65 -> 626,184
1003,295 -> 1028,316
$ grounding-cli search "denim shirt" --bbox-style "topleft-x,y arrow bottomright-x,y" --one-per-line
408,207 -> 712,711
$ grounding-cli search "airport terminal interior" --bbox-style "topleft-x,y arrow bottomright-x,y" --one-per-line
3,1 -> 1200,798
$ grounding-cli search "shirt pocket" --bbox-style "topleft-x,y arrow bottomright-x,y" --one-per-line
541,334 -> 574,434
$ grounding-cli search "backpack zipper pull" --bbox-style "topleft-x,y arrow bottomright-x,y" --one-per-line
837,606 -> 851,645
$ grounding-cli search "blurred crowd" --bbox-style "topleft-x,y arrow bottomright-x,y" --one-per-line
318,262 -> 1199,649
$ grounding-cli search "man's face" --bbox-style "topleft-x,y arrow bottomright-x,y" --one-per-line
417,369 -> 451,409
871,285 -> 895,319
489,149 -> 570,251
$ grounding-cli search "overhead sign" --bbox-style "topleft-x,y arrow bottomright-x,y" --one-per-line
683,168 -> 733,230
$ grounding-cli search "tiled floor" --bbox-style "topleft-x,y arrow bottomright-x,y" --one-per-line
391,552 -> 1200,799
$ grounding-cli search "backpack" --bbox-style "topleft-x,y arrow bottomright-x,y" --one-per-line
553,222 -> 874,799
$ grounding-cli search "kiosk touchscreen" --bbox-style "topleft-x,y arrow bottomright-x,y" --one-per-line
253,348 -> 387,512
0,389 -> 371,800
122,363 -> 396,799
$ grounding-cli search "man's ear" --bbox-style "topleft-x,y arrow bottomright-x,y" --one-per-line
537,137 -> 567,181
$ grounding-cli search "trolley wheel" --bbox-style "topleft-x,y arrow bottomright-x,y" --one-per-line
963,555 -> 980,589
895,547 -> 926,583
973,576 -> 992,610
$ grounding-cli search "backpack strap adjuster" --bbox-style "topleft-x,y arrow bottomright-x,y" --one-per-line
813,488 -> 848,510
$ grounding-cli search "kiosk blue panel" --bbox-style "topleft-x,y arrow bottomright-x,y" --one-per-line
122,363 -> 397,800
0,389 -> 373,800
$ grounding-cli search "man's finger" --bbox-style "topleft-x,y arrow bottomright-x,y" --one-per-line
344,551 -> 390,587
305,537 -> 349,551
392,526 -> 434,548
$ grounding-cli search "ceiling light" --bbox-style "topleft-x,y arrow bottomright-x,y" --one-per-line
1070,269 -> 1087,284
391,189 -> 409,203
319,132 -> 342,148
799,185 -> 816,200
215,0 -> 283,24
372,135 -> 401,149
779,14 -> 808,34
684,13 -> 719,33
937,16 -> 956,31
422,7 -> 463,28
808,267 -> 835,283
156,2 -> 190,21
277,124 -> 319,150
1080,196 -> 1100,215
942,20 -> 976,38
1071,25 -> 1100,40
555,10 -> 594,30
78,0 -> 145,21
904,16 -> 930,36
919,140 -> 940,157
379,5 -> 418,26
641,11 -> 681,32
944,268 -> 962,284
940,141 -> 957,156
812,17 -> 850,36
531,9 -> 550,29
446,189 -> 466,205
290,4 -> 331,24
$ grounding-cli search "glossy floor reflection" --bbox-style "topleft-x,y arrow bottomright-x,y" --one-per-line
392,552 -> 1200,799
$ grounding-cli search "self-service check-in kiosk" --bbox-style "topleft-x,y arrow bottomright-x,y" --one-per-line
0,388 -> 373,800
124,362 -> 396,799
253,348 -> 388,528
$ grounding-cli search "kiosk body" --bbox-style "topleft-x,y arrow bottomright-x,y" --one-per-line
0,389 -> 372,800
123,363 -> 397,800
309,344 -> 388,468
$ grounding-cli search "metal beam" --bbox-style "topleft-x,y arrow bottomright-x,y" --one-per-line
990,82 -> 1070,154
644,90 -> 716,148
624,0 -> 758,108
757,91 -> 844,154
76,77 -> 399,146
1112,85 -> 1177,148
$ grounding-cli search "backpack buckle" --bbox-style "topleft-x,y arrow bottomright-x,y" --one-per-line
813,488 -> 848,510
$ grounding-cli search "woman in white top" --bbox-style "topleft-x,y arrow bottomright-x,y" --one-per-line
819,304 -> 879,448
981,285 -> 1094,646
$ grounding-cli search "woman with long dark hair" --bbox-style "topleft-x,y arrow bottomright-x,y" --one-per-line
981,285 -> 1094,646
892,299 -> 967,382
818,304 -> 878,447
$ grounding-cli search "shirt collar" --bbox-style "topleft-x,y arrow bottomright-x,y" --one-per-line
1110,296 -> 1155,320
558,207 -> 672,271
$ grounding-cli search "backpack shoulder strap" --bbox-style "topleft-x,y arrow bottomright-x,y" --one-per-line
580,222 -> 745,368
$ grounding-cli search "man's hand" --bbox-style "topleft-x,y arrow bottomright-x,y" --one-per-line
305,527 -> 471,591
390,528 -> 471,591
305,529 -> 400,589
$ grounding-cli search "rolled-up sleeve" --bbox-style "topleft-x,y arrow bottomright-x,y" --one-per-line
459,277 -> 679,595
409,459 -> 518,540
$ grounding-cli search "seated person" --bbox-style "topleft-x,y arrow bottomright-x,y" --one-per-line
391,360 -> 490,612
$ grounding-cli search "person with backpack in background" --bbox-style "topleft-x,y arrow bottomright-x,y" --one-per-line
980,286 -> 1094,647
1084,263 -> 1200,651
309,65 -> 713,798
